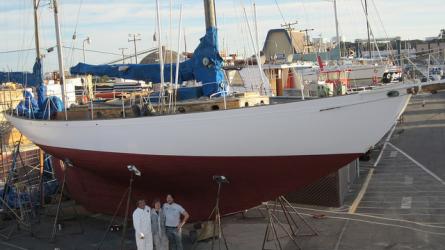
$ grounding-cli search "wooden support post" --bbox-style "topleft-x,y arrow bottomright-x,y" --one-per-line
39,149 -> 45,207
276,78 -> 283,97
276,69 -> 283,96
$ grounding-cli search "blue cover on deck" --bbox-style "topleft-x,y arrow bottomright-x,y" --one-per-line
71,28 -> 224,97
17,90 -> 39,118
33,59 -> 47,108
0,59 -> 46,91
0,71 -> 39,87
39,96 -> 64,119
12,59 -> 63,119
177,86 -> 203,101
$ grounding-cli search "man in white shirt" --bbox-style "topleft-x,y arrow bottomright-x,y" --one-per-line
163,194 -> 190,250
133,200 -> 153,250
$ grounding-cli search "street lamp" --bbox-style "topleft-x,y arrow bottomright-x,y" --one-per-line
82,36 -> 92,63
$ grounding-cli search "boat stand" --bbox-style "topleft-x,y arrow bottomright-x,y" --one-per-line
48,162 -> 84,242
96,187 -> 129,250
0,194 -> 34,240
261,196 -> 318,250
193,176 -> 229,250
0,139 -> 37,240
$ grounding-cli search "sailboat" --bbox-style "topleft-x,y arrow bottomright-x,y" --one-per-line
6,0 -> 411,221
295,0 -> 398,87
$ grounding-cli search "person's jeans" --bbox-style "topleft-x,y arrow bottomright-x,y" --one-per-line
166,227 -> 183,250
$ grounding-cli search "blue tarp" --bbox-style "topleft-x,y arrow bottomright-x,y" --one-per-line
5,59 -> 49,116
33,59 -> 47,108
0,71 -> 39,87
39,96 -> 64,119
71,27 -> 225,97
0,154 -> 59,209
177,86 -> 203,100
17,90 -> 39,118
17,93 -> 63,120
0,59 -> 46,88
12,59 -> 62,120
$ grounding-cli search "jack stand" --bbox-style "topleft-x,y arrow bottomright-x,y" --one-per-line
97,188 -> 129,250
120,165 -> 140,250
277,196 -> 317,237
49,161 -> 84,242
261,196 -> 318,250
0,196 -> 33,240
193,175 -> 229,250
0,138 -> 36,240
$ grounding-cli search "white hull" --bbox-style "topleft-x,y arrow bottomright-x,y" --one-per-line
7,89 -> 411,158
302,64 -> 388,85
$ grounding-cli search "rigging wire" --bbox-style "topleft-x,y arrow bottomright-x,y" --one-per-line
273,0 -> 287,24
68,0 -> 84,68
238,0 -> 258,58
295,0 -> 309,27
18,0 -> 29,71
0,47 -> 122,57
359,0 -> 383,61
265,203 -> 445,231
370,0 -> 395,57
0,49 -> 37,54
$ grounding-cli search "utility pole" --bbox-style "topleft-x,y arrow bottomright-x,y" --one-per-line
300,28 -> 315,54
281,21 -> 298,53
128,33 -> 141,64
281,21 -> 298,32
364,0 -> 372,58
119,48 -> 128,64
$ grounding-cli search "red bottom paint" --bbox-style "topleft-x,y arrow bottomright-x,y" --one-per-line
41,144 -> 360,221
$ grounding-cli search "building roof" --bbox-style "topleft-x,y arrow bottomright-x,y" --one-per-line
139,48 -> 179,64
262,29 -> 306,54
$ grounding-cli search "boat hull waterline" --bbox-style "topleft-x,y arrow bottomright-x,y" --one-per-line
7,90 -> 411,220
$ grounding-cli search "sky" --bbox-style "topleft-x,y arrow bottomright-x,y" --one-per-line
0,0 -> 443,72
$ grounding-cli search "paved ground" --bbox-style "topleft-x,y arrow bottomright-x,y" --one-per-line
1,90 -> 445,250
392,91 -> 445,179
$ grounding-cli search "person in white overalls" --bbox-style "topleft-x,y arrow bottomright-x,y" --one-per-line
133,200 -> 153,250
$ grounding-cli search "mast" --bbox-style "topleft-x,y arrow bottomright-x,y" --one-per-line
364,0 -> 372,58
52,0 -> 68,120
173,2 -> 183,112
204,0 -> 217,29
155,0 -> 165,111
253,2 -> 268,95
33,0 -> 41,60
333,0 -> 340,58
